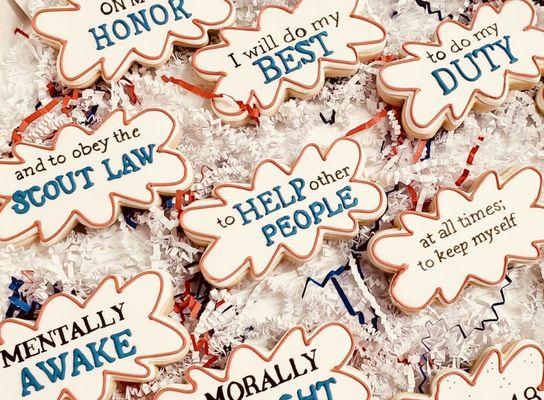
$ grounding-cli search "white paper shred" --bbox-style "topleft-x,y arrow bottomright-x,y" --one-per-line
1,0 -> 544,399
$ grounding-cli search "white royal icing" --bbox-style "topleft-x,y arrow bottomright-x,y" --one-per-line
378,0 -> 544,139
0,108 -> 193,245
32,0 -> 235,87
395,341 -> 544,400
180,138 -> 386,287
368,167 -> 544,311
155,322 -> 371,400
0,270 -> 189,400
192,0 -> 386,124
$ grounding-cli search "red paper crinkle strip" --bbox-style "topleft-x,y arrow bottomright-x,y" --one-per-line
345,109 -> 388,137
406,184 -> 419,209
455,136 -> 485,186
411,140 -> 428,164
11,99 -> 60,144
175,190 -> 196,212
14,28 -> 29,38
162,75 -> 262,125
124,84 -> 139,105
61,89 -> 79,116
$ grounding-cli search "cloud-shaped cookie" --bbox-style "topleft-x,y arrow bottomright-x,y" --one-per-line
396,341 -> 544,400
181,138 -> 386,287
155,322 -> 370,400
378,0 -> 544,139
32,0 -> 235,87
0,270 -> 189,400
193,0 -> 386,124
0,108 -> 193,246
369,167 -> 544,312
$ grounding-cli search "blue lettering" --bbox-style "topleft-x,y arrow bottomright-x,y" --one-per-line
43,180 -> 61,201
55,172 -> 77,194
275,46 -> 303,75
112,19 -> 131,41
308,201 -> 325,224
451,53 -> 482,82
289,178 -> 307,202
27,186 -> 46,208
253,32 -> 333,84
121,153 -> 142,174
262,223 -> 278,247
233,199 -> 263,225
88,24 -> 114,51
88,1 -> 195,50
21,367 -> 44,397
127,10 -> 152,35
430,35 -> 519,97
130,144 -> 155,166
253,55 -> 283,84
71,348 -> 95,377
493,35 -> 519,64
309,31 -> 333,57
111,329 -> 137,359
149,4 -> 169,25
294,39 -> 316,65
431,67 -> 458,95
336,186 -> 358,210
74,166 -> 95,189
86,337 -> 116,368
36,353 -> 68,383
169,0 -> 192,20
256,191 -> 281,215
472,43 -> 501,72
293,209 -> 312,229
297,384 -> 319,400
102,158 -> 123,181
316,377 -> 337,400
277,214 -> 297,239
272,185 -> 297,208
11,190 -> 30,215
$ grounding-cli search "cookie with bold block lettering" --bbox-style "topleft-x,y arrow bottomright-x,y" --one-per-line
0,269 -> 189,400
192,0 -> 386,124
368,167 -> 544,312
32,0 -> 235,88
180,138 -> 387,287
154,322 -> 371,400
0,108 -> 193,246
377,0 -> 544,139
395,340 -> 544,400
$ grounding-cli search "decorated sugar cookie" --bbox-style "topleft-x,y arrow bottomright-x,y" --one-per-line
368,167 -> 544,312
192,0 -> 386,124
155,322 -> 371,400
536,86 -> 544,115
32,0 -> 235,87
0,108 -> 193,246
181,138 -> 387,287
377,0 -> 544,139
395,340 -> 544,400
0,269 -> 189,399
